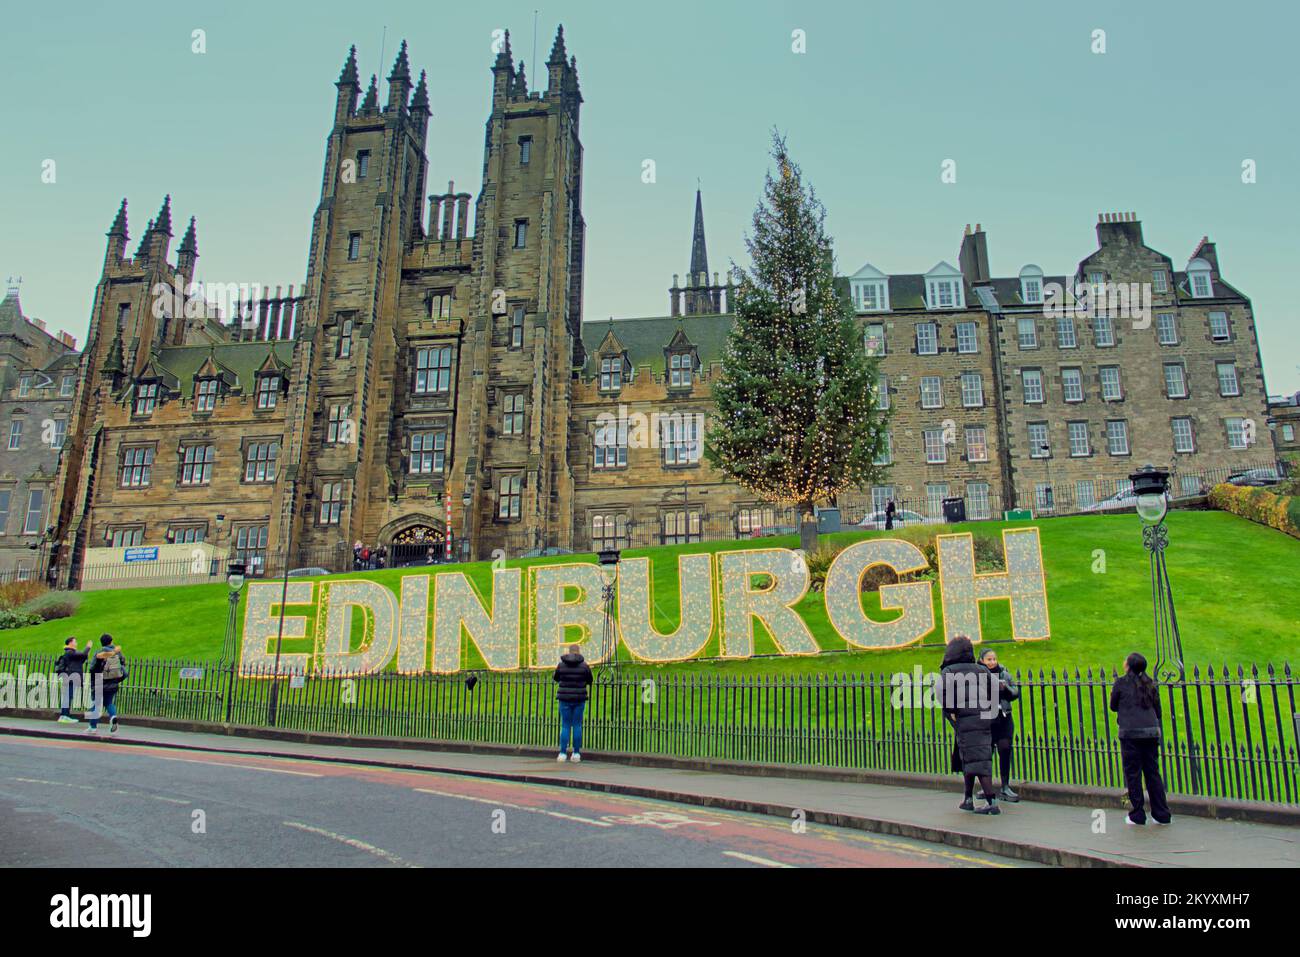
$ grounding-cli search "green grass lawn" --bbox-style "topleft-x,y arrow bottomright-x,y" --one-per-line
2,510 -> 1296,676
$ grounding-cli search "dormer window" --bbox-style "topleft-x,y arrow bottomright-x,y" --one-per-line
854,281 -> 887,312
599,356 -> 624,392
1187,258 -> 1213,298
668,352 -> 694,390
134,381 -> 158,415
1019,265 -> 1044,304
195,378 -> 218,412
255,375 -> 280,411
924,262 -> 965,310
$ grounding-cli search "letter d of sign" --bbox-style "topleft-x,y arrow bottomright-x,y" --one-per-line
936,529 -> 1050,644
320,580 -> 398,675
824,539 -> 934,650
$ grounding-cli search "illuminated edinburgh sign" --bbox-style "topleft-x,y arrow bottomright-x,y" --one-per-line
239,528 -> 1049,675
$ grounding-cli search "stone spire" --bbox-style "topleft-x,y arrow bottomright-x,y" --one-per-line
689,188 -> 708,282
178,216 -> 198,257
410,69 -> 430,113
108,198 -> 128,239
155,194 -> 173,236
387,39 -> 412,111
494,29 -> 513,71
360,74 -> 378,113
338,45 -> 359,87
548,24 -> 568,65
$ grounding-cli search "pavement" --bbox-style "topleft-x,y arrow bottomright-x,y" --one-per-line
1,716 -> 1296,867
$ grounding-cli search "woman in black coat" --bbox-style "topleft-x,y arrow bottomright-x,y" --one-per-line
979,647 -> 1021,802
940,636 -> 1000,814
1109,652 -> 1172,826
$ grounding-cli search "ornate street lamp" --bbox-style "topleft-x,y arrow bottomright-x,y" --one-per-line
597,548 -> 621,681
220,560 -> 246,665
1130,465 -> 1184,680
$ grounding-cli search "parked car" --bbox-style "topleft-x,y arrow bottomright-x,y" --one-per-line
287,566 -> 332,577
856,509 -> 935,529
520,546 -> 574,558
749,524 -> 800,539
1226,467 -> 1281,487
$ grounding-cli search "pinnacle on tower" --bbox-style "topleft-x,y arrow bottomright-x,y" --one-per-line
515,60 -> 527,95
107,198 -> 128,239
337,44 -> 359,88
548,24 -> 568,65
155,195 -> 173,236
410,69 -> 430,112
134,218 -> 155,258
179,216 -> 198,257
361,74 -> 379,112
388,39 -> 410,81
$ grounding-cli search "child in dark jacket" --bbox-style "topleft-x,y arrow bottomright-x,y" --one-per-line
553,645 -> 593,763
1109,652 -> 1171,826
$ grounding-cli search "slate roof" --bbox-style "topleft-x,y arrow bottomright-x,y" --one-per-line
582,313 -> 734,373
154,341 -> 295,393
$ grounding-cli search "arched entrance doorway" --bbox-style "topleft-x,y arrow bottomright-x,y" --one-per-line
382,517 -> 447,568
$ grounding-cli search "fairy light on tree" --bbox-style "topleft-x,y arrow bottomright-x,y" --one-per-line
705,132 -> 891,553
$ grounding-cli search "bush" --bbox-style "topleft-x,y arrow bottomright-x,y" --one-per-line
0,580 -> 47,611
21,592 -> 81,621
1209,483 -> 1299,538
0,608 -> 43,630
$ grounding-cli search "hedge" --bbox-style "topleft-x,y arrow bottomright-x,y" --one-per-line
1208,483 -> 1300,538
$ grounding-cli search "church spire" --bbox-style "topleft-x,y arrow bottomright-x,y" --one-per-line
689,188 -> 709,282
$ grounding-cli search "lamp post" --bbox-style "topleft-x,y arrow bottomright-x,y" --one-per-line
1130,465 -> 1184,680
220,561 -> 246,665
267,482 -> 296,725
597,548 -> 621,682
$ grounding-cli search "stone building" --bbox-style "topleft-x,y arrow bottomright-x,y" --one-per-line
1270,392 -> 1300,457
38,28 -> 1281,582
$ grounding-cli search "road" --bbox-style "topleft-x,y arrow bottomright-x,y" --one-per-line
0,734 -> 1030,868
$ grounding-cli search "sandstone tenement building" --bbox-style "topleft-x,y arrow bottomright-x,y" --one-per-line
27,28 -> 1279,582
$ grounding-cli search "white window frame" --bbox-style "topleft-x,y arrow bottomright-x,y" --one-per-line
960,372 -> 983,408
1106,420 -> 1130,456
1062,368 -> 1084,403
920,376 -> 943,409
1021,369 -> 1044,404
1172,417 -> 1195,453
956,321 -> 978,354
916,322 -> 938,355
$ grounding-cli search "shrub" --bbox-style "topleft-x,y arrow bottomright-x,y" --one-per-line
0,608 -> 43,630
22,592 -> 81,621
0,580 -> 47,611
1209,483 -> 1299,538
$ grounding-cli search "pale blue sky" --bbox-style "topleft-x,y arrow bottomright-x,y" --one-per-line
2,0 -> 1296,392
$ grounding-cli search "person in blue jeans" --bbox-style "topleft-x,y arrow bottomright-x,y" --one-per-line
553,644 -> 593,763
86,634 -> 128,734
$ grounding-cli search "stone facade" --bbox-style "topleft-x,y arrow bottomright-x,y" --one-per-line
1270,392 -> 1300,456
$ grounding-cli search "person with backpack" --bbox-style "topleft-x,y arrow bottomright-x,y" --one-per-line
1110,652 -> 1172,826
86,634 -> 128,734
54,637 -> 90,724
553,644 -> 593,763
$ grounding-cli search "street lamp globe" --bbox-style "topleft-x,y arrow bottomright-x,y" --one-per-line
227,560 -> 246,592
1130,465 -> 1169,525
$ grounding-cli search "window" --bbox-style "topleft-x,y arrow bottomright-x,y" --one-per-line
956,321 -> 978,354
356,150 -> 370,179
319,482 -> 345,525
1216,364 -> 1237,397
18,376 -> 31,398
108,526 -> 143,548
594,417 -> 628,470
662,415 -> 701,466
1226,417 -> 1248,450
509,307 -> 525,349
513,220 -> 528,248
967,482 -> 990,520
1062,368 -> 1084,403
234,525 -> 268,575
1100,365 -> 1122,401
1163,363 -> 1187,399
170,525 -> 206,544
1094,315 -> 1115,347
923,429 -> 947,464
856,281 -> 886,312
7,421 -> 20,450
1152,270 -> 1168,294
1021,369 -> 1044,404
927,278 -> 960,309
120,446 -> 154,487
1056,317 -> 1076,349
50,419 -> 67,450
875,373 -> 890,411
23,489 -> 45,536
134,382 -> 158,415
1106,420 -> 1130,456
336,317 -> 353,358
1172,418 -> 1195,453
255,375 -> 279,410
1076,481 -> 1096,509
864,323 -> 886,356
599,356 -> 623,392
1189,267 -> 1212,298
1017,318 -> 1038,349
429,292 -> 453,319
60,375 -> 75,397
326,402 -> 351,444
179,445 -> 214,486
1283,424 -> 1295,442
1208,312 -> 1230,342
502,393 -> 525,435
874,431 -> 892,466
1156,313 -> 1177,345
662,510 -> 701,545
414,346 -> 453,394
965,426 -> 988,462
1067,421 -> 1090,457
1035,483 -> 1055,513
244,441 -> 279,483
737,506 -> 776,535
409,430 -> 447,474
920,376 -> 943,409
960,372 -> 983,408
0,489 -> 9,531
669,353 -> 693,389
926,483 -> 949,520
916,322 -> 938,355
347,232 -> 361,260
498,474 -> 523,520
1087,271 -> 1104,287
519,136 -> 532,165
1021,277 -> 1042,304
1028,423 -> 1050,458
195,378 -> 218,412
592,513 -> 629,550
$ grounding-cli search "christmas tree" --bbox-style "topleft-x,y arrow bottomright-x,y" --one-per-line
705,132 -> 890,553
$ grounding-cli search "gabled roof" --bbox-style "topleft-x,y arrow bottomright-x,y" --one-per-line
582,313 -> 734,375
154,341 -> 296,394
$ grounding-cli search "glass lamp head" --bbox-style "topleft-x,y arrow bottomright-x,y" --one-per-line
1129,465 -> 1170,525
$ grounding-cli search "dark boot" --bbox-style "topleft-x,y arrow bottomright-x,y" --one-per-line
974,796 -> 1000,815
999,785 -> 1020,803
958,798 -> 975,811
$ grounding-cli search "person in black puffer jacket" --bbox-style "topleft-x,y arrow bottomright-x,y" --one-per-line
553,645 -> 593,763
1110,652 -> 1171,826
940,636 -> 1000,815
979,647 -> 1021,802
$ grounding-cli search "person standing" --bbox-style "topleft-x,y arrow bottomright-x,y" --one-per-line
1110,652 -> 1172,826
940,636 -> 999,814
979,647 -> 1020,802
553,644 -> 593,763
86,635 -> 128,734
884,499 -> 896,531
54,637 -> 90,724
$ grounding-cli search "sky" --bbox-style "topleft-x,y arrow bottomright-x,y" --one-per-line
2,0 -> 1297,394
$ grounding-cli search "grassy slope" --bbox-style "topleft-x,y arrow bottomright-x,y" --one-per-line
1,510 -> 1295,675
